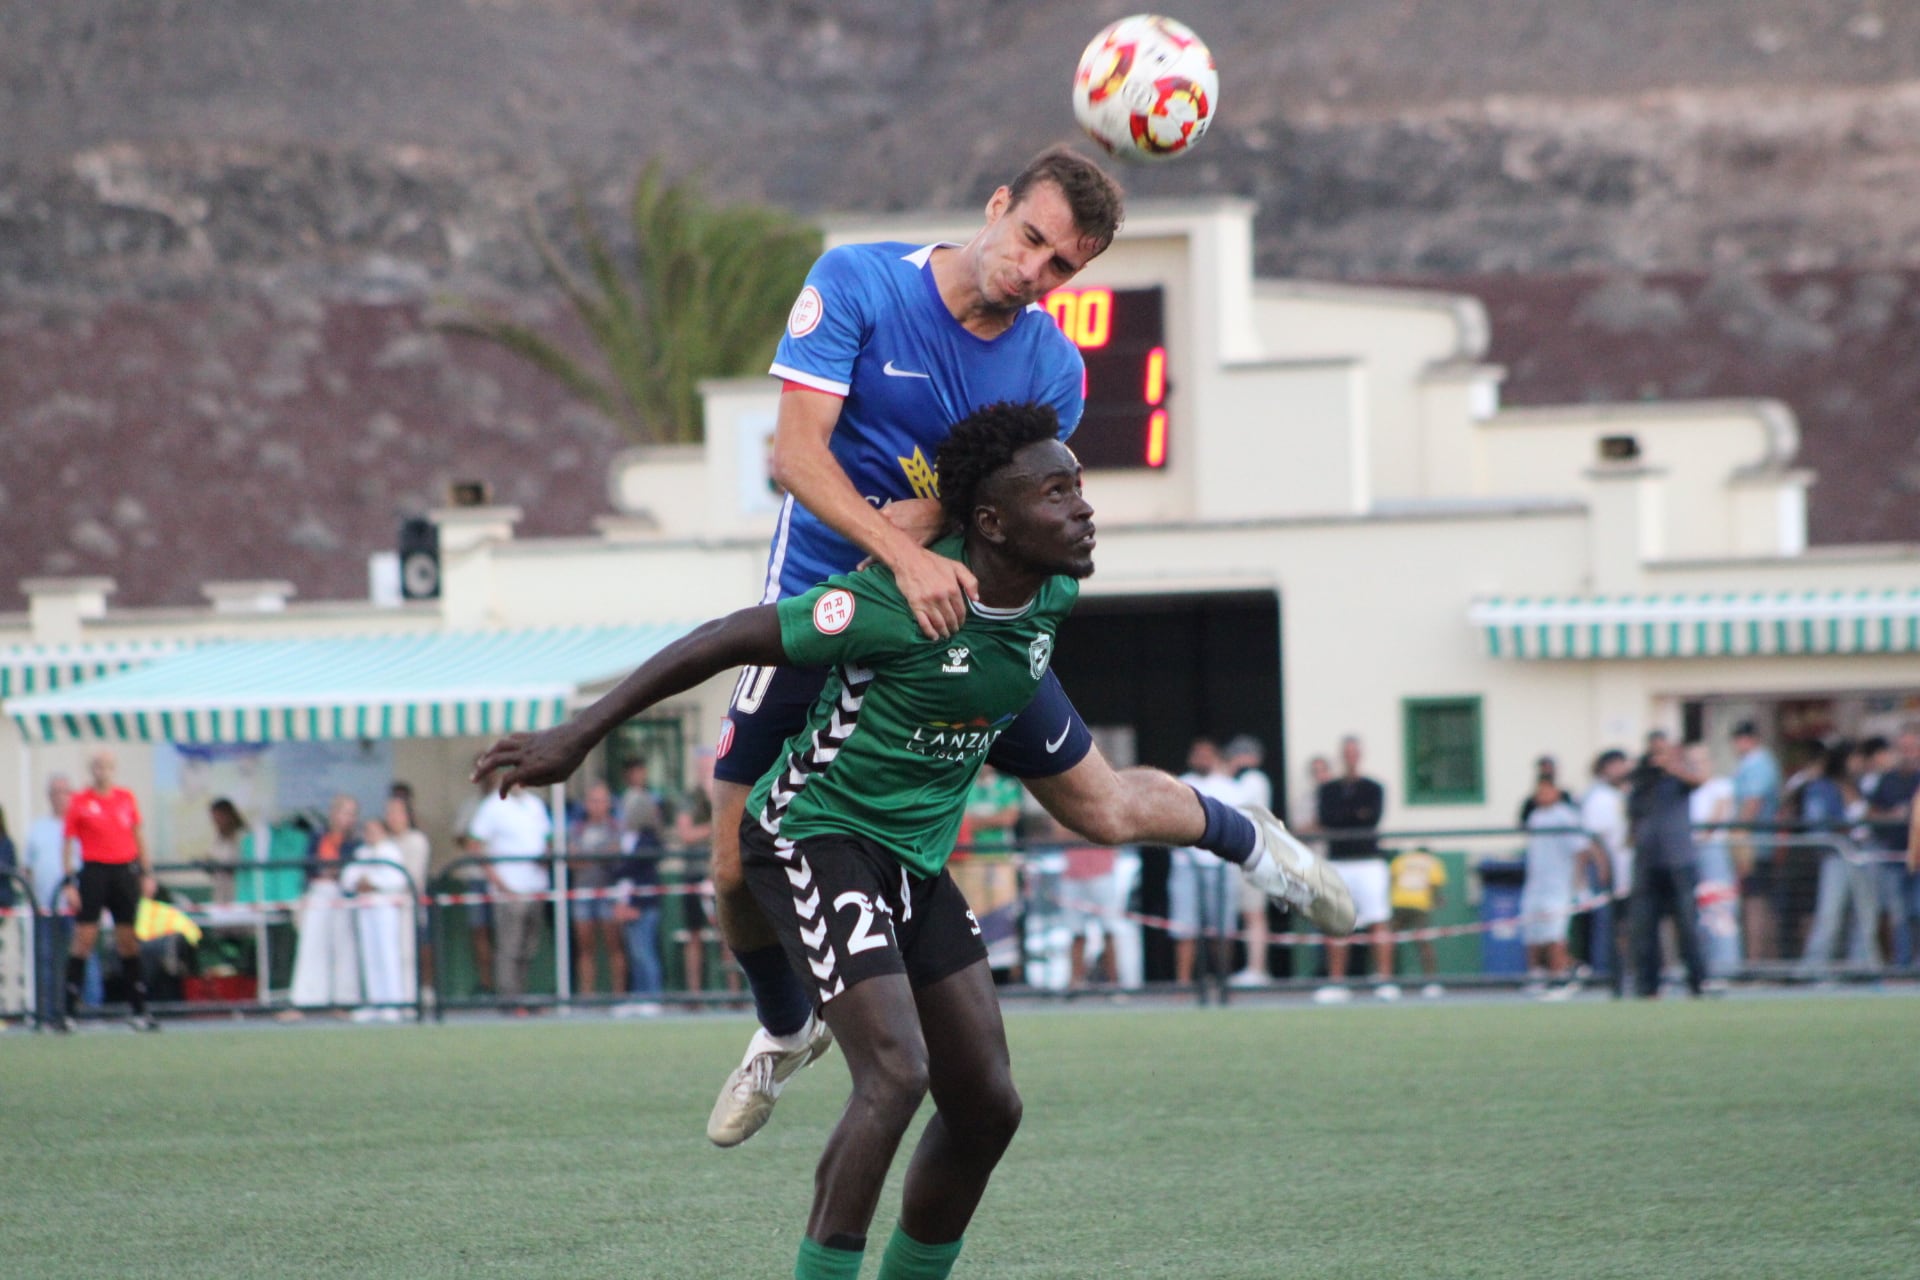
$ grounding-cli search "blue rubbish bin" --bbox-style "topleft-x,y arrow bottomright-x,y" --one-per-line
1477,858 -> 1527,976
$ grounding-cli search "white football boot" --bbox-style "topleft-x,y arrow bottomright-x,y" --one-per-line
706,1010 -> 834,1148
1237,805 -> 1357,936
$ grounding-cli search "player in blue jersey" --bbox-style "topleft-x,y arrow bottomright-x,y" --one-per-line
701,148 -> 1298,1150
473,402 -> 1353,1280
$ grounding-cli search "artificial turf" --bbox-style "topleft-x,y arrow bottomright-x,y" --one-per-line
8,991 -> 1916,1278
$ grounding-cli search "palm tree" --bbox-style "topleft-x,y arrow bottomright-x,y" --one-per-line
441,163 -> 820,444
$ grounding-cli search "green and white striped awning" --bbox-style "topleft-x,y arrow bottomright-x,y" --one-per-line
0,640 -> 191,698
1471,591 -> 1920,660
4,625 -> 692,744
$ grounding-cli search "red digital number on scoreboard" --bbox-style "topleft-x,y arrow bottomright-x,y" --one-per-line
1042,286 -> 1168,470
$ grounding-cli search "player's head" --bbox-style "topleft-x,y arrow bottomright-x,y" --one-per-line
1008,148 -> 1125,254
973,148 -> 1125,309
937,401 -> 1096,580
88,750 -> 116,790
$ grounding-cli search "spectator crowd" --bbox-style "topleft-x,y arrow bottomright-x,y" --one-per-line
7,716 -> 1917,1027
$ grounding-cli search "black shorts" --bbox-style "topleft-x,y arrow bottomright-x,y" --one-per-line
76,862 -> 141,926
713,663 -> 1093,787
739,818 -> 987,1007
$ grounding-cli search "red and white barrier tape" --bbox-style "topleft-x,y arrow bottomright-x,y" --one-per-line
1041,890 -> 1620,947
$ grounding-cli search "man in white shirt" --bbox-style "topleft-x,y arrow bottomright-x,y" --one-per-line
1170,739 -> 1239,987
1579,749 -> 1631,995
467,785 -> 553,1005
1223,735 -> 1277,987
23,774 -> 93,1022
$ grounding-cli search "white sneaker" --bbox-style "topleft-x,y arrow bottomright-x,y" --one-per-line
1237,805 -> 1356,935
1227,968 -> 1271,988
706,1011 -> 834,1148
1311,984 -> 1352,1005
1373,982 -> 1403,1002
1420,983 -> 1446,999
612,1000 -> 665,1019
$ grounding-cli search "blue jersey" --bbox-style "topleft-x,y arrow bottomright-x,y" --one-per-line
762,241 -> 1084,600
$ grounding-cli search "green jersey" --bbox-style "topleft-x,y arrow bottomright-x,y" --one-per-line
748,537 -> 1078,877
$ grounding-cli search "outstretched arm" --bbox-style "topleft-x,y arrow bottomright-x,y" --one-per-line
472,607 -> 786,794
1022,746 -> 1206,848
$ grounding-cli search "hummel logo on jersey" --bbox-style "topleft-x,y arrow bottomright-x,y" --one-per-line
882,360 -> 931,379
942,646 -> 971,674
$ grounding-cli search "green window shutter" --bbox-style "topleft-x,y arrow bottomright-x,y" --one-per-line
1403,696 -> 1485,805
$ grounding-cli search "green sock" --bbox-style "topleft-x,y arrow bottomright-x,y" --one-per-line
876,1224 -> 964,1280
795,1236 -> 864,1280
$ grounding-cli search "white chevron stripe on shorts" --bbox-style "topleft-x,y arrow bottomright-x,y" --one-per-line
776,835 -> 842,1001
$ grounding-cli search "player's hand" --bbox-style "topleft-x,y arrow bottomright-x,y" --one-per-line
140,873 -> 158,900
472,727 -> 589,795
889,541 -> 978,640
61,884 -> 79,914
879,497 -> 948,549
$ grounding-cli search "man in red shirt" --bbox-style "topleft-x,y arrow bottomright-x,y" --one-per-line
58,749 -> 158,1031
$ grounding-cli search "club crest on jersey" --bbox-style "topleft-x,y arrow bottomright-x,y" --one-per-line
942,646 -> 971,674
787,286 -> 823,338
813,588 -> 855,634
1028,632 -> 1054,679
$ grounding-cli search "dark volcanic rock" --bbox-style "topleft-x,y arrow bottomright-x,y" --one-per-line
7,0 -> 1920,606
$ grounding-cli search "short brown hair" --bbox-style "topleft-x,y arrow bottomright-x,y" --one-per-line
1006,147 -> 1125,254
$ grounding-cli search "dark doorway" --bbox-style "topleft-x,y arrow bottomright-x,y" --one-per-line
1050,591 -> 1284,982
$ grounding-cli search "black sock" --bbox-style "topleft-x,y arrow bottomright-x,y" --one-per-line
65,955 -> 87,1017
123,954 -> 149,1015
736,944 -> 815,1038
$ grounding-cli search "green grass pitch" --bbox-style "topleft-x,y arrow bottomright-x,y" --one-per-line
10,993 -> 1917,1278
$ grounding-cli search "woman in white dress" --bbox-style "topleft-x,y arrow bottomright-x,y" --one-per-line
384,793 -> 430,1000
287,794 -> 363,1014
343,816 -> 414,1020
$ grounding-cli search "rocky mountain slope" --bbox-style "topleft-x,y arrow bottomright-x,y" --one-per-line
5,1 -> 1919,605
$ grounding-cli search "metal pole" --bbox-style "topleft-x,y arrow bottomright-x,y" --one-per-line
251,821 -> 270,1008
551,781 -> 570,1005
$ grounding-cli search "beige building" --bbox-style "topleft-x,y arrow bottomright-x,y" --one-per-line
6,198 -> 1920,863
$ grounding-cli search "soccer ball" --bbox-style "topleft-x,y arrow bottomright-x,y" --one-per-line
1071,14 -> 1218,162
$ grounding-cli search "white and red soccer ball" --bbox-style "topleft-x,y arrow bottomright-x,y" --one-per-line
1072,14 -> 1219,162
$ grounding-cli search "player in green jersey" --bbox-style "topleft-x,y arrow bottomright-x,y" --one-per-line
474,402 -> 1352,1280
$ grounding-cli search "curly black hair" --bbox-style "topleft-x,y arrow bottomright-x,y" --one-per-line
935,401 -> 1063,532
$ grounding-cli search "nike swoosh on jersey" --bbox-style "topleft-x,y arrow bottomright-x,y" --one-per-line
1045,723 -> 1071,752
882,360 -> 931,379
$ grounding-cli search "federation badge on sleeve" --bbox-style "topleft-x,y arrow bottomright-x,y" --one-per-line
787,286 -> 823,338
1028,632 -> 1054,679
813,588 -> 855,634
